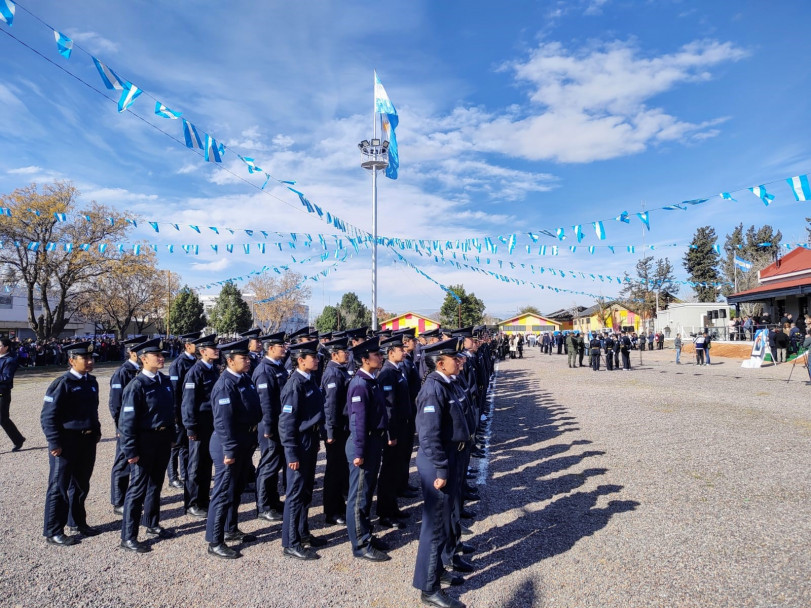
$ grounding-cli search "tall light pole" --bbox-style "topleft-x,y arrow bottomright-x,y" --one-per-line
358,138 -> 389,330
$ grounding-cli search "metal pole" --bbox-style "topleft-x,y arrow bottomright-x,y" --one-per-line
372,166 -> 378,330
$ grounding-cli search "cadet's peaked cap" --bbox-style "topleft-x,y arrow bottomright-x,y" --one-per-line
220,338 -> 250,356
346,327 -> 368,340
66,341 -> 98,357
421,328 -> 441,338
452,326 -> 474,338
318,331 -> 333,340
287,326 -> 313,341
441,327 -> 456,337
289,339 -> 319,357
379,335 -> 404,351
393,327 -> 416,339
376,329 -> 392,338
350,336 -> 381,359
332,330 -> 347,338
192,334 -> 218,347
239,328 -> 262,339
179,331 -> 202,343
260,332 -> 286,346
133,338 -> 168,355
422,337 -> 461,358
323,337 -> 349,352
122,335 -> 147,347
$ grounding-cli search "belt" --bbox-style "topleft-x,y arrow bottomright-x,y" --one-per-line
457,442 -> 465,452
367,429 -> 386,437
66,429 -> 95,436
146,426 -> 171,432
310,424 -> 321,433
246,425 -> 258,433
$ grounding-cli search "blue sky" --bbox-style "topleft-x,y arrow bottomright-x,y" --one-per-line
1,0 -> 810,320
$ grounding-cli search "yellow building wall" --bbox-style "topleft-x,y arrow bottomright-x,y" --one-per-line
499,314 -> 560,335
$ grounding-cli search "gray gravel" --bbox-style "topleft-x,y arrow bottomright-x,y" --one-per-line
0,348 -> 809,607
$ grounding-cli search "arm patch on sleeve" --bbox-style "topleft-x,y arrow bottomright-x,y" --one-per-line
282,404 -> 293,413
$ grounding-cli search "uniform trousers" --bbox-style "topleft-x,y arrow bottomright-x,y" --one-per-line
567,348 -> 577,368
614,350 -> 620,369
622,351 -> 631,370
282,430 -> 320,548
110,434 -> 130,507
591,351 -> 601,371
346,431 -> 384,552
413,448 -> 455,593
43,432 -> 97,537
0,390 -> 24,446
397,420 -> 416,494
185,417 -> 214,510
606,352 -> 614,371
323,429 -> 349,519
121,430 -> 172,541
442,443 -> 465,567
167,425 -> 188,483
206,431 -> 254,544
377,424 -> 408,517
256,422 -> 286,513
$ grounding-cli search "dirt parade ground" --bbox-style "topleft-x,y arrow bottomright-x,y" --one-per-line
0,347 -> 809,608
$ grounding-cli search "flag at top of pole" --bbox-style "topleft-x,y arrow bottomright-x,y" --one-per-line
374,71 -> 399,180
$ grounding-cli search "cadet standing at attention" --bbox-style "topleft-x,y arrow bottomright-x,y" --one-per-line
206,339 -> 262,560
279,339 -> 326,560
181,334 -> 220,519
253,331 -> 288,523
108,335 -> 147,516
345,336 -> 392,562
118,339 -> 177,553
41,341 -> 101,546
320,336 -> 352,526
167,331 -> 201,489
240,328 -> 263,375
413,338 -> 468,608
397,328 -> 422,499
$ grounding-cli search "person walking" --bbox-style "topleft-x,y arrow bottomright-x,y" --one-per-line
674,334 -> 682,364
0,337 -> 25,452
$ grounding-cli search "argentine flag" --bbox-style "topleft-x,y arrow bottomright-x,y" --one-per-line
787,175 -> 811,201
374,72 -> 399,180
734,255 -> 753,271
0,0 -> 15,26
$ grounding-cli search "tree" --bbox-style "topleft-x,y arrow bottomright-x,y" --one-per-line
208,282 -> 251,336
314,305 -> 341,333
518,305 -> 542,316
439,285 -> 485,328
619,257 -> 679,321
169,286 -> 207,335
721,224 -> 782,299
376,307 -> 396,324
80,248 -> 172,338
246,270 -> 311,332
136,270 -> 180,335
683,226 -> 721,302
338,292 -> 372,328
0,182 -> 133,339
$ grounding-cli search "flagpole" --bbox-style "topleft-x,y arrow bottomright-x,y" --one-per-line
372,71 -> 378,330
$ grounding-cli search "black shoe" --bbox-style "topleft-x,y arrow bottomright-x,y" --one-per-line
168,479 -> 183,489
68,525 -> 100,537
452,555 -> 474,573
186,506 -> 208,519
45,533 -> 76,546
301,534 -> 327,548
440,570 -> 465,586
11,437 -> 25,452
378,517 -> 406,530
208,543 -> 239,560
283,545 -> 319,560
354,545 -> 390,562
460,508 -> 476,519
119,539 -> 150,553
455,542 -> 476,554
257,509 -> 282,522
465,472 -> 476,480
370,536 -> 390,551
224,529 -> 256,543
112,505 -> 124,516
420,590 -> 466,608
145,526 -> 174,539
324,515 -> 346,525
460,525 -> 473,536
463,492 -> 479,502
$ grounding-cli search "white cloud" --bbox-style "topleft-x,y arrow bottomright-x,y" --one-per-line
8,166 -> 43,175
176,163 -> 198,175
66,30 -> 119,55
191,258 -> 231,272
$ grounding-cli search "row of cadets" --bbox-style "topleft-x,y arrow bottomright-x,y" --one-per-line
167,331 -> 202,489
413,337 -> 472,608
181,333 -> 221,518
253,331 -> 288,523
416,327 -> 443,379
109,335 -> 149,515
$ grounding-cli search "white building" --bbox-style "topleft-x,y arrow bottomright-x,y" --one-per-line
0,287 -> 94,340
654,302 -> 733,340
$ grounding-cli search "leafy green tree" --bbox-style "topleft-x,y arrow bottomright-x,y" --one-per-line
169,286 -> 207,335
208,282 -> 251,336
315,305 -> 342,333
338,292 -> 372,328
439,284 -> 485,328
683,226 -> 721,302
721,224 -> 782,297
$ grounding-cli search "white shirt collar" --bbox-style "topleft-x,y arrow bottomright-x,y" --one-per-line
357,368 -> 376,380
267,356 -> 282,365
296,369 -> 311,380
185,352 -> 196,360
435,371 -> 451,383
69,369 -> 86,380
201,360 -> 213,369
226,368 -> 242,379
141,369 -> 158,379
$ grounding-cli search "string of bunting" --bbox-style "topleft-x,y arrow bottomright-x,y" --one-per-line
3,4 -> 811,253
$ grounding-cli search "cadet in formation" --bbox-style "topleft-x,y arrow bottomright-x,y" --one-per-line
41,341 -> 101,546
167,331 -> 201,489
119,338 -> 177,553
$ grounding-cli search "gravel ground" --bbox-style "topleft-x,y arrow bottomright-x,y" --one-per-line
0,348 -> 808,608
